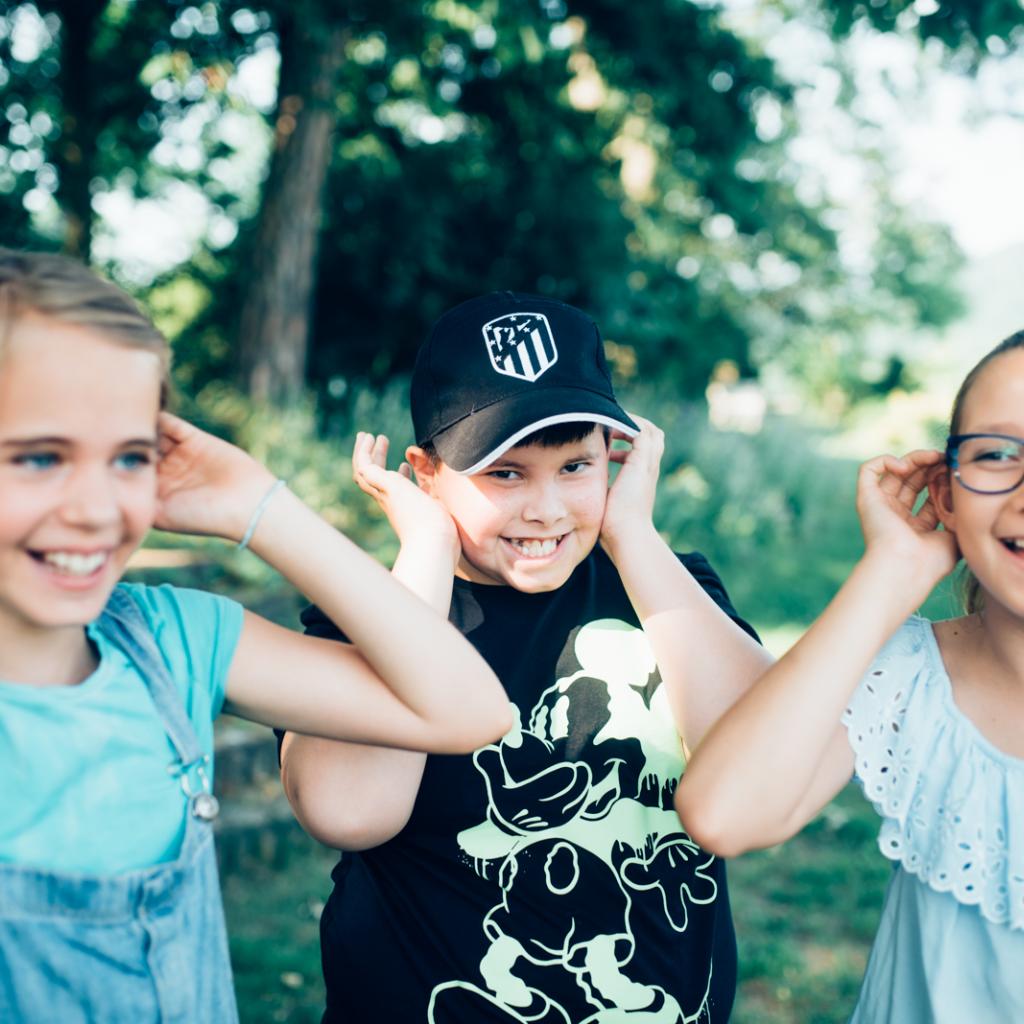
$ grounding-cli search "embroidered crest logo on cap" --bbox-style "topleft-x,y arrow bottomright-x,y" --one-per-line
411,291 -> 639,474
483,312 -> 558,382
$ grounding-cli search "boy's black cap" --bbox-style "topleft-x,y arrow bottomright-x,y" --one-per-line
411,292 -> 639,474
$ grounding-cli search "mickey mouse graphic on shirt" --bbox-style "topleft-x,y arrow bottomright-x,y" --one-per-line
428,619 -> 720,1024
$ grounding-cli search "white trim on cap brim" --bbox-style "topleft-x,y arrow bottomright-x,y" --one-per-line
456,413 -> 640,476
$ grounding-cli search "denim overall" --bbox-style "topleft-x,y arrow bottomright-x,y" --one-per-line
0,588 -> 239,1023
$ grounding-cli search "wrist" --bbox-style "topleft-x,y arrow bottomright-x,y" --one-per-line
232,473 -> 291,548
853,549 -> 936,617
398,530 -> 460,572
600,519 -> 663,564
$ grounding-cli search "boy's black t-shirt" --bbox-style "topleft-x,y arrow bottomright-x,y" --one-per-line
300,546 -> 756,1023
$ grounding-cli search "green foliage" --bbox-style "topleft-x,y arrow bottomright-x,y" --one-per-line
645,396 -> 864,627
1,0 -> 972,409
822,0 -> 1023,60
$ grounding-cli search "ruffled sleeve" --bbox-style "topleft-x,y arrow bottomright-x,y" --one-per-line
842,616 -> 1024,931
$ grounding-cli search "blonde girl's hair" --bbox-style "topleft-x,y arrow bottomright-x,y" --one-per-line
0,248 -> 170,406
947,329 -> 1024,613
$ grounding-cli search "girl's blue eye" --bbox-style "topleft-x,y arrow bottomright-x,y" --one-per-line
14,452 -> 59,470
115,451 -> 153,471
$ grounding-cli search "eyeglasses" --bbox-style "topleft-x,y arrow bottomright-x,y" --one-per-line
945,433 -> 1024,494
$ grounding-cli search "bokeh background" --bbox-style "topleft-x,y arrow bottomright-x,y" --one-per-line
2,1 -> 1022,1020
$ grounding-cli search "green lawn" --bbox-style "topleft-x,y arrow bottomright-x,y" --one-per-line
224,784 -> 887,1023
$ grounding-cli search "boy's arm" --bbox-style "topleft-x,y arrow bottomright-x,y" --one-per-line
601,417 -> 773,754
156,414 -> 510,754
675,451 -> 956,856
280,433 -> 467,850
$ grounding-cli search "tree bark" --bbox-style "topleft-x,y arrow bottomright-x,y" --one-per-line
236,8 -> 347,403
47,0 -> 107,260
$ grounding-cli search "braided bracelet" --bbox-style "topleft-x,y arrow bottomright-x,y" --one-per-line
238,478 -> 288,551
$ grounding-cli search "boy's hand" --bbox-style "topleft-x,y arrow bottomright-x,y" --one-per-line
154,412 -> 277,541
353,432 -> 460,568
857,449 -> 959,586
600,415 -> 664,557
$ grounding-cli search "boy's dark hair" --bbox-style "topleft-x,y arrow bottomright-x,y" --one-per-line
948,329 -> 1024,614
421,421 -> 609,467
410,292 -> 636,474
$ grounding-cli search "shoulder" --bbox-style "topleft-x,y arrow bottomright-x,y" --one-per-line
843,615 -> 1024,930
111,582 -> 244,687
843,615 -> 937,761
115,581 -> 243,636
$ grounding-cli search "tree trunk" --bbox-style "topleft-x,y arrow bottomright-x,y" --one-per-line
236,9 -> 347,404
48,0 -> 107,260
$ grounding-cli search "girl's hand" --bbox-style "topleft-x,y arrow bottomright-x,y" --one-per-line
155,412 -> 276,541
353,432 -> 460,568
600,415 -> 664,555
857,449 -> 959,583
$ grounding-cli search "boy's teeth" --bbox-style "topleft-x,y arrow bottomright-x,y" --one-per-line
43,551 -> 107,576
1003,538 -> 1024,551
508,537 -> 559,558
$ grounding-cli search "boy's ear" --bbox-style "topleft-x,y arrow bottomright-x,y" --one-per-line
405,446 -> 438,495
928,463 -> 957,530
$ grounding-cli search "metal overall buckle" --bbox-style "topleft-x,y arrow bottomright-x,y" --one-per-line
168,755 -> 220,821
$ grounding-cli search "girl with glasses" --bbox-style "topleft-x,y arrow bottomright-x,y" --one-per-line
676,331 -> 1024,1022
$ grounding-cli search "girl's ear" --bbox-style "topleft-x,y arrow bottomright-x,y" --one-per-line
928,464 -> 957,530
405,446 -> 438,495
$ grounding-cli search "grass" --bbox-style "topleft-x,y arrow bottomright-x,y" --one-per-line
223,840 -> 335,1023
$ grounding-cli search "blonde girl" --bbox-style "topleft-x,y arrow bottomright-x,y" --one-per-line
0,249 -> 510,1024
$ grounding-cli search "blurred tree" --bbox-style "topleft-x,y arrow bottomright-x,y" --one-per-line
0,0 -> 1002,408
822,0 -> 1023,59
234,0 -> 347,402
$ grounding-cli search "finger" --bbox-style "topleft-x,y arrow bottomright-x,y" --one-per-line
370,434 -> 390,469
352,432 -> 372,474
608,448 -> 630,465
398,462 -> 412,480
157,411 -> 194,457
858,454 -> 904,498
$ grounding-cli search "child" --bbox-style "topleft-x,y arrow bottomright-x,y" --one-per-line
0,249 -> 511,1024
280,292 -> 772,1022
676,332 -> 1024,1022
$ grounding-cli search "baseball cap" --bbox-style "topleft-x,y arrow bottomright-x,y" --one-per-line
410,292 -> 639,474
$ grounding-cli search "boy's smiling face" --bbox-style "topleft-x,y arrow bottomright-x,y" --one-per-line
419,426 -> 610,592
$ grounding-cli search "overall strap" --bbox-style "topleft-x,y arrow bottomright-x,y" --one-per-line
98,587 -> 218,820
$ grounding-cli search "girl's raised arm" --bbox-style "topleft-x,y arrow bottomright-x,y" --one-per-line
155,413 -> 511,754
675,450 -> 958,856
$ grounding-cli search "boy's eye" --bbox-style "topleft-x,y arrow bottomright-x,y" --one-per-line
486,469 -> 520,481
13,451 -> 59,470
562,461 -> 589,474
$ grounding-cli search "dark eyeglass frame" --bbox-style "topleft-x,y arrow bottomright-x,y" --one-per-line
945,432 -> 1024,495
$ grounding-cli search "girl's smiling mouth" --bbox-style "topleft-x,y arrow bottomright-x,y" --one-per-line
30,549 -> 110,578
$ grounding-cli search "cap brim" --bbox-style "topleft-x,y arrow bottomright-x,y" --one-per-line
428,388 -> 640,474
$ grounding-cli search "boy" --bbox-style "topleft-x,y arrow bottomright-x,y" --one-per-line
279,293 -> 771,1022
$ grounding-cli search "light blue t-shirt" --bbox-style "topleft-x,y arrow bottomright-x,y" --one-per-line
843,616 -> 1024,1023
0,583 -> 244,875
